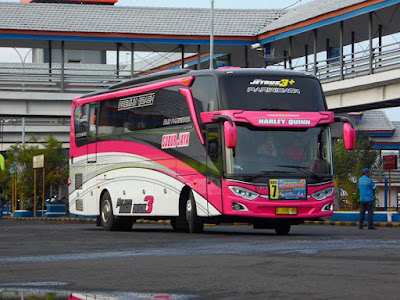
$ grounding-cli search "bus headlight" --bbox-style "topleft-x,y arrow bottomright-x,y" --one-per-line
311,187 -> 334,200
229,186 -> 259,200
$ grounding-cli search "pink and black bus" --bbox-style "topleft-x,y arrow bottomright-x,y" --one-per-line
69,68 -> 355,235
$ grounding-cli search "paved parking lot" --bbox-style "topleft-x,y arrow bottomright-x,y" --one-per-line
0,220 -> 399,300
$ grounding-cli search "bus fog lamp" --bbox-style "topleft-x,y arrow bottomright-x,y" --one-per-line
229,186 -> 259,200
322,203 -> 333,211
232,201 -> 248,211
311,187 -> 334,200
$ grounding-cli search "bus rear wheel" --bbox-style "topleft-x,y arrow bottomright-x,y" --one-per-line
185,191 -> 203,233
275,224 -> 291,235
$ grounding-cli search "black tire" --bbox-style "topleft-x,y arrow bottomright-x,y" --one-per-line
185,191 -> 203,233
171,216 -> 188,232
100,192 -> 119,231
117,217 -> 135,231
275,224 -> 291,235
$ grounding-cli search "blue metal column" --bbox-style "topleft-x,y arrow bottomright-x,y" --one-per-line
384,177 -> 388,210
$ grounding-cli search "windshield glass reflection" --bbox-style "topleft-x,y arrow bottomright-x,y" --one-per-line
228,125 -> 333,183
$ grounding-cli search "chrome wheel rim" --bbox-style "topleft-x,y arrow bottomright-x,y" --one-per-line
186,199 -> 192,221
102,200 -> 111,223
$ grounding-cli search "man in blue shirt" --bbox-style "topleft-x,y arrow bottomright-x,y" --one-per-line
358,168 -> 377,230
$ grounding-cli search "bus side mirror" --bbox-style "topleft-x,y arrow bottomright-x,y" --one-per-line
224,121 -> 237,149
343,122 -> 356,150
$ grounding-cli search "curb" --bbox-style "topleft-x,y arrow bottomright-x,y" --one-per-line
2,216 -> 399,228
2,216 -> 96,224
135,219 -> 171,225
304,220 -> 400,228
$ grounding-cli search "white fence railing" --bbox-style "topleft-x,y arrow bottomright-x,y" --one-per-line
288,41 -> 400,83
0,41 -> 399,93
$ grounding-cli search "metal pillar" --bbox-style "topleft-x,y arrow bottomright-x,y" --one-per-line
244,46 -> 248,68
130,43 -> 135,78
22,117 -> 25,149
340,21 -> 344,80
351,32 -> 355,61
181,45 -> 185,69
263,45 -> 268,68
197,45 -> 201,70
368,12 -> 373,74
61,41 -> 65,92
116,43 -> 120,77
48,40 -> 52,78
305,44 -> 308,71
326,38 -> 330,76
283,50 -> 287,69
288,36 -> 293,70
385,177 -> 388,210
313,29 -> 317,75
326,38 -> 330,60
378,24 -> 382,66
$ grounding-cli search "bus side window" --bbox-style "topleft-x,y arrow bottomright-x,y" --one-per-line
191,76 -> 219,118
88,105 -> 98,138
74,104 -> 89,139
207,126 -> 221,163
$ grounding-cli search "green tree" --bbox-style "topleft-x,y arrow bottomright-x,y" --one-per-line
1,136 -> 41,207
0,135 -> 68,208
334,135 -> 381,210
42,135 -> 68,196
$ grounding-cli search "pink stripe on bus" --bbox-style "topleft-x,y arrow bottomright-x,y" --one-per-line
70,140 -> 223,213
179,88 -> 205,145
73,76 -> 194,105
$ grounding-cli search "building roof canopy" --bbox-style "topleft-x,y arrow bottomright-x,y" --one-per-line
0,0 -> 398,57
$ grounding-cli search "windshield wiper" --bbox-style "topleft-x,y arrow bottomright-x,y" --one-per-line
276,165 -> 323,180
260,108 -> 290,111
226,171 -> 290,181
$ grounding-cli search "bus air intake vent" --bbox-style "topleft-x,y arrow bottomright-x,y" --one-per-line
75,173 -> 83,190
75,199 -> 83,211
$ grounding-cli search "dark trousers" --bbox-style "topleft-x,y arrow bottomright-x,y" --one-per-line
359,201 -> 374,228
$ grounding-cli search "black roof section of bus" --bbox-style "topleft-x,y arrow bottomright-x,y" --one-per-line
80,68 -> 318,99
109,69 -> 190,90
80,69 -> 190,98
189,68 -> 318,78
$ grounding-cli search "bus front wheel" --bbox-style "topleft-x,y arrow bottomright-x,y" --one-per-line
101,193 -> 134,231
275,224 -> 291,235
186,191 -> 203,233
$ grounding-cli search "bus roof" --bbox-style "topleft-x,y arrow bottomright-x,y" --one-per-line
80,68 -> 317,99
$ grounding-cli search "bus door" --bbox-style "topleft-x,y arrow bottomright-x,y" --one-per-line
206,124 -> 223,213
87,103 -> 99,163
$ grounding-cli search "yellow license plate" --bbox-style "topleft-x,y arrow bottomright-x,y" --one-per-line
276,207 -> 297,215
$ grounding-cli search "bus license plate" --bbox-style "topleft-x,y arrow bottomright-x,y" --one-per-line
276,207 -> 297,215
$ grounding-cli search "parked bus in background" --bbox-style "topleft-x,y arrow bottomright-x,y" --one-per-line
69,68 -> 355,235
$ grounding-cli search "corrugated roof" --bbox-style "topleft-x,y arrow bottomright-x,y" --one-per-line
0,2 -> 285,37
374,121 -> 400,143
355,110 -> 395,131
262,0 -> 369,33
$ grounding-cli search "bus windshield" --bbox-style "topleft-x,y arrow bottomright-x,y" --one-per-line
220,75 -> 326,111
227,125 -> 333,183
